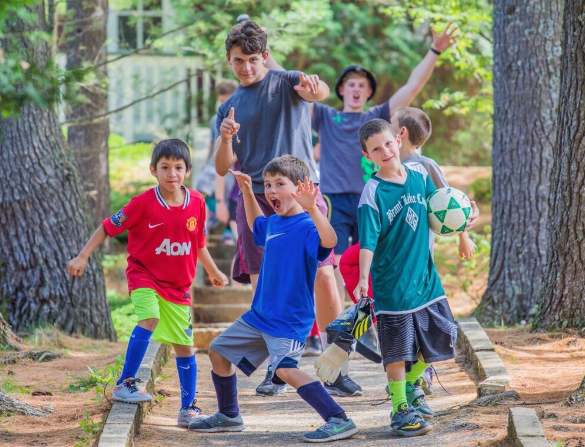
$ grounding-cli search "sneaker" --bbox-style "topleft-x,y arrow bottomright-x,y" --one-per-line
303,416 -> 359,443
390,402 -> 432,437
324,374 -> 363,397
177,400 -> 206,427
112,378 -> 152,403
406,381 -> 434,419
221,230 -> 235,246
419,367 -> 434,395
303,335 -> 322,357
255,366 -> 287,396
188,411 -> 245,432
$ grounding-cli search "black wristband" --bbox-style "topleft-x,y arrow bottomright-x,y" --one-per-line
430,47 -> 441,56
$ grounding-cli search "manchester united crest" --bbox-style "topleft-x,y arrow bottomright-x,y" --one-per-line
186,217 -> 197,231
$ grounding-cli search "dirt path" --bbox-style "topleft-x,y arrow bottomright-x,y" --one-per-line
135,352 -> 486,446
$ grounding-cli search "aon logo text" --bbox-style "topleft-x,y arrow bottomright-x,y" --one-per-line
155,239 -> 192,256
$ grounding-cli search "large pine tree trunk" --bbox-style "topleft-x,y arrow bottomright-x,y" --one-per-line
476,0 -> 562,325
0,5 -> 116,340
65,0 -> 111,226
533,0 -> 585,332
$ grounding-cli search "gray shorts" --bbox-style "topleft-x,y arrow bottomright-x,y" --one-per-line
210,318 -> 305,379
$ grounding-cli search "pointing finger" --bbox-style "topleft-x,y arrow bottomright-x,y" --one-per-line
229,107 -> 235,120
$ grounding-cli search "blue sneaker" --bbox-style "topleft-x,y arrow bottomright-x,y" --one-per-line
303,416 -> 359,443
406,381 -> 434,419
390,402 -> 432,437
188,411 -> 245,432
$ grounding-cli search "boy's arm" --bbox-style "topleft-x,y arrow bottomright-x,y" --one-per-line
458,231 -> 476,260
66,225 -> 107,277
293,178 -> 337,248
229,169 -> 263,231
388,23 -> 459,114
214,107 -> 239,176
354,248 -> 374,301
198,246 -> 229,287
215,173 -> 229,224
294,73 -> 330,102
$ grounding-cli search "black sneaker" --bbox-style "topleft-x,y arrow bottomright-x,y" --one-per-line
324,374 -> 363,397
406,380 -> 434,419
303,335 -> 322,357
390,402 -> 432,437
255,365 -> 287,396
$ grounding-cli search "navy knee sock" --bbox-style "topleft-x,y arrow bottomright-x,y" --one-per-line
297,381 -> 346,421
211,371 -> 239,417
176,355 -> 197,408
118,326 -> 152,385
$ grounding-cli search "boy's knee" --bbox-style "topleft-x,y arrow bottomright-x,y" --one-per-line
138,318 -> 158,332
274,367 -> 296,383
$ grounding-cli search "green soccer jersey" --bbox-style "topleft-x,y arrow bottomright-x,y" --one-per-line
357,163 -> 446,315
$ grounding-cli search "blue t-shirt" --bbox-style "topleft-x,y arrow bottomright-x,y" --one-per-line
241,213 -> 332,342
312,101 -> 391,194
217,70 -> 319,194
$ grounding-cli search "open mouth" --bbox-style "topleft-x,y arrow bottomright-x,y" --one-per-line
270,198 -> 281,211
352,94 -> 361,101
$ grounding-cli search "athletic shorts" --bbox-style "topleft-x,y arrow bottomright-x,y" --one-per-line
210,318 -> 305,383
232,191 -> 336,283
376,299 -> 458,370
130,288 -> 193,346
322,193 -> 361,255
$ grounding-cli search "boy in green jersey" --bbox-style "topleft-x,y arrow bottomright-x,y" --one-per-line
354,119 -> 459,437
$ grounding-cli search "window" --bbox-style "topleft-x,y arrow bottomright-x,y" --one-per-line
115,0 -> 163,51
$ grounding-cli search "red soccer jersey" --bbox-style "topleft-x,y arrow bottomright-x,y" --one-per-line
103,185 -> 206,306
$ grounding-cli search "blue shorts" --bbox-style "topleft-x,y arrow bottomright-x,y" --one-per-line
323,193 -> 361,254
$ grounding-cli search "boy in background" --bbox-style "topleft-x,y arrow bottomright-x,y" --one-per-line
67,139 -> 229,428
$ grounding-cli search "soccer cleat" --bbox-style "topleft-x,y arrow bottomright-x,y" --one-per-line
188,411 -> 245,432
324,374 -> 363,397
419,367 -> 435,395
390,402 -> 433,437
406,381 -> 434,419
255,365 -> 288,396
112,378 -> 152,403
303,416 -> 359,443
177,399 -> 206,427
303,335 -> 322,357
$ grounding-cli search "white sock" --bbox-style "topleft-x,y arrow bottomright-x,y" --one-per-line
319,331 -> 330,350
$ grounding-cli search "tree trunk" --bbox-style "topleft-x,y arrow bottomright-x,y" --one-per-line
476,0 -> 562,326
65,0 -> 111,226
0,4 -> 116,340
532,0 -> 585,332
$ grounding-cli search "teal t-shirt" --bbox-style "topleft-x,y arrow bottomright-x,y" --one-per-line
357,163 -> 446,315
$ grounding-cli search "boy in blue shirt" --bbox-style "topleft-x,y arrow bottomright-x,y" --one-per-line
190,155 -> 359,443
354,119 -> 459,437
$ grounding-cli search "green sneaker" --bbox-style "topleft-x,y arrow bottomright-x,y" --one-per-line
406,381 -> 434,419
303,416 -> 359,443
188,411 -> 245,432
390,402 -> 432,437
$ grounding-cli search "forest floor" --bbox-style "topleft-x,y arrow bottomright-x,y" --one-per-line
2,166 -> 584,446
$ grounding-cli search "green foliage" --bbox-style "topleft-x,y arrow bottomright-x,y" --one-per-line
0,377 -> 30,394
101,254 -> 127,273
74,410 -> 105,447
86,355 -> 124,403
469,177 -> 492,201
108,289 -> 138,342
66,373 -> 101,393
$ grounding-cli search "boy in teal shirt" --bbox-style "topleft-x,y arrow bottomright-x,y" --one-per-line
355,119 -> 459,437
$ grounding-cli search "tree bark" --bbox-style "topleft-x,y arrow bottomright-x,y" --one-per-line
476,0 -> 562,325
0,4 -> 116,340
533,0 -> 585,332
65,0 -> 111,226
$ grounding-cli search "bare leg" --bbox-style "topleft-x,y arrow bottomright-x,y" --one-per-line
333,254 -> 347,305
209,347 -> 236,377
314,265 -> 342,331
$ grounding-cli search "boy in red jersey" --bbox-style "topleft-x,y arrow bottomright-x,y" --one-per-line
66,139 -> 228,428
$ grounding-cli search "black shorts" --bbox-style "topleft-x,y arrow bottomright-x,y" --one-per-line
228,198 -> 237,223
376,299 -> 458,370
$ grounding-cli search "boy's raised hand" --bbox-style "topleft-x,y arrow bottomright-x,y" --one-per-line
431,22 -> 459,53
229,169 -> 253,192
291,177 -> 318,211
294,72 -> 320,96
220,107 -> 240,142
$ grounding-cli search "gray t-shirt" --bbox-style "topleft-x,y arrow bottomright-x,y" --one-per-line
312,101 -> 391,194
209,114 -> 218,142
217,70 -> 317,194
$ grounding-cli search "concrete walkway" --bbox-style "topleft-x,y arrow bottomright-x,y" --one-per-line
134,352 -> 489,446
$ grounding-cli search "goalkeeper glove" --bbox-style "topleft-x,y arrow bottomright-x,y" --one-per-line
314,343 -> 350,383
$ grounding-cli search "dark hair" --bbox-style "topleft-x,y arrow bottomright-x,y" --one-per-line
263,155 -> 310,185
358,119 -> 395,152
150,138 -> 192,171
216,79 -> 238,96
393,107 -> 432,148
225,21 -> 267,55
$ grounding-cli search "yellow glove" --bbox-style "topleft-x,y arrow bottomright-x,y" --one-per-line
314,343 -> 349,383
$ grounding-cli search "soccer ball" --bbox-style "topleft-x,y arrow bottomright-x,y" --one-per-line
427,187 -> 472,236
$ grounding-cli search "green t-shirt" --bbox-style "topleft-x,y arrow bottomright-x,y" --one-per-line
357,163 -> 446,315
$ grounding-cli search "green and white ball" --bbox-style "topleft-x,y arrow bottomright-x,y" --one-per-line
427,187 -> 472,236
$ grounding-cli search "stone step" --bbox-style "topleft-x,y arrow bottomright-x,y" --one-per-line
206,243 -> 237,261
192,286 -> 253,305
193,323 -> 231,350
192,303 -> 251,323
